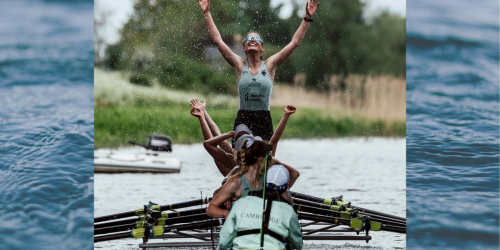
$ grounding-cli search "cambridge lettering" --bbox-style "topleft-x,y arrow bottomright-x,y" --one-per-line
239,212 -> 281,224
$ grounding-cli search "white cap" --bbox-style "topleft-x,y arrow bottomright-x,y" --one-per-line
266,165 -> 290,189
234,124 -> 252,141
235,134 -> 262,151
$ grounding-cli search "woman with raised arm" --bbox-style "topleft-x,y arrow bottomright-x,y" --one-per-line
198,0 -> 319,144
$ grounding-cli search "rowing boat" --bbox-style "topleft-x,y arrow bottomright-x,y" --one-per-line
94,192 -> 406,249
94,134 -> 181,174
94,149 -> 181,173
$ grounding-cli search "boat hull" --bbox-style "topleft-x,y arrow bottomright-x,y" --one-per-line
94,163 -> 180,174
94,149 -> 181,174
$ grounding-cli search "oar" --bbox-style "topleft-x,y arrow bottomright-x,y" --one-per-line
95,207 -> 207,229
95,213 -> 211,235
293,198 -> 406,227
294,202 -> 406,230
94,198 -> 210,223
291,191 -> 405,222
298,212 -> 406,234
94,218 -> 225,243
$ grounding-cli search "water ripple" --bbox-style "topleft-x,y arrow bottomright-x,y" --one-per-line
406,0 -> 499,248
0,0 -> 93,249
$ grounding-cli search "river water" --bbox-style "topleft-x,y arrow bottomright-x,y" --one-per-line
406,0 -> 499,249
0,0 -> 94,249
94,138 -> 406,249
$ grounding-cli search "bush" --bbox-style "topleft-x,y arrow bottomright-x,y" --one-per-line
129,73 -> 152,86
205,73 -> 237,95
153,56 -> 237,94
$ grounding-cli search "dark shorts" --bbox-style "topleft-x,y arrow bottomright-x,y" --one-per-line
232,110 -> 274,147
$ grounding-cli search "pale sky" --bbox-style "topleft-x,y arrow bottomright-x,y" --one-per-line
95,0 -> 406,45
272,0 -> 406,19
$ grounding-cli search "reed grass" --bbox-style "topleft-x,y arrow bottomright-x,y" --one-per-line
273,74 -> 406,122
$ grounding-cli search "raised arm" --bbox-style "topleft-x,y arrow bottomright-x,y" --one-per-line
199,0 -> 244,70
191,99 -> 232,154
269,105 -> 296,156
266,0 -> 319,71
190,107 -> 212,140
203,131 -> 236,175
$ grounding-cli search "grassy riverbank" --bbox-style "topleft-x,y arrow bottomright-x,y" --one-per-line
95,103 -> 405,148
94,68 -> 405,149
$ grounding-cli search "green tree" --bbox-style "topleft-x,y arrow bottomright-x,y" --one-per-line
363,12 -> 406,77
286,0 -> 367,88
284,0 -> 405,88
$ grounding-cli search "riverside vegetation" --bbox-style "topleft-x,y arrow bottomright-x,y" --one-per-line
94,68 -> 405,149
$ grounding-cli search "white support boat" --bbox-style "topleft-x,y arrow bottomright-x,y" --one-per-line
94,134 -> 181,174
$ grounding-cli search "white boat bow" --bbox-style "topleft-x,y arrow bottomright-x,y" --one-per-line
94,148 -> 181,174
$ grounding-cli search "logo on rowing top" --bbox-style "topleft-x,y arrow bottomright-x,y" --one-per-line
252,78 -> 256,82
261,70 -> 266,76
242,71 -> 248,74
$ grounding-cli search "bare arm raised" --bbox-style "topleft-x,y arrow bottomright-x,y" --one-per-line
199,0 -> 244,71
191,99 -> 232,154
190,107 -> 212,141
269,105 -> 296,156
266,0 -> 319,73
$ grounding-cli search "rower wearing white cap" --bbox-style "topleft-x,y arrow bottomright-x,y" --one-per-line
218,165 -> 303,250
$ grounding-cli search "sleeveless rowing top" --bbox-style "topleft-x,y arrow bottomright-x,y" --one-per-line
239,174 -> 264,199
238,61 -> 273,111
230,174 -> 265,210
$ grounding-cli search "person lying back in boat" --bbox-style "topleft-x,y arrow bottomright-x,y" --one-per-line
199,0 -> 319,145
218,165 -> 303,250
206,137 -> 299,219
210,123 -> 299,194
190,99 -> 297,176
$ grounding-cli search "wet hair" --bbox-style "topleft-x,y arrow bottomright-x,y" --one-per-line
244,31 -> 264,61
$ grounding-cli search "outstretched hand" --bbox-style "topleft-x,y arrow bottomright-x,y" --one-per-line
284,105 -> 296,115
190,107 -> 204,118
190,99 -> 206,112
305,0 -> 320,18
199,0 -> 210,13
